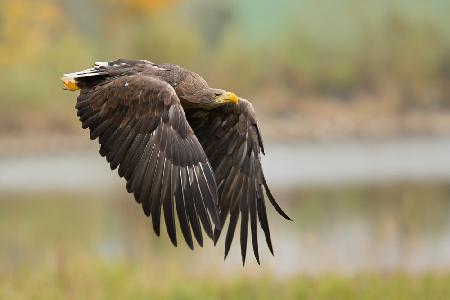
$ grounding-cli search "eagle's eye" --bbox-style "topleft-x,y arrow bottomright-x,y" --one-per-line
214,92 -> 222,97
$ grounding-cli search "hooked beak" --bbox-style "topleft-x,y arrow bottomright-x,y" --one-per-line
215,91 -> 239,105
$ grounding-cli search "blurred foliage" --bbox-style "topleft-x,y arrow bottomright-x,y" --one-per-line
2,268 -> 450,299
290,182 -> 450,232
1,183 -> 450,299
0,0 -> 449,133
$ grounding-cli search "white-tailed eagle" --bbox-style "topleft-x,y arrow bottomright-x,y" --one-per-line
61,59 -> 291,264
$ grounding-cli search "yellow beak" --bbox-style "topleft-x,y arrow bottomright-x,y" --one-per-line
226,92 -> 239,104
215,91 -> 238,105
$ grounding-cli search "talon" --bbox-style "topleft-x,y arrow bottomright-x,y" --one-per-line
62,79 -> 80,91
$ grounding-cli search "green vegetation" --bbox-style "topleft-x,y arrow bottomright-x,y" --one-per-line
3,269 -> 450,299
1,183 -> 450,299
1,2 -> 449,298
0,0 -> 449,136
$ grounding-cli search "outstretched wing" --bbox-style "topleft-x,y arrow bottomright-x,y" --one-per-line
186,99 -> 291,264
75,75 -> 220,249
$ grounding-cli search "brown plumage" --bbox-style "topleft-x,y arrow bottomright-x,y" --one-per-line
62,59 -> 290,264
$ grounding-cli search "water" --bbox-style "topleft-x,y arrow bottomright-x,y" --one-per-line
264,137 -> 450,186
1,137 -> 450,191
0,138 -> 450,276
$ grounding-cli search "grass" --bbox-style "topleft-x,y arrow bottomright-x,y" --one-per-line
2,266 -> 450,299
1,184 -> 450,299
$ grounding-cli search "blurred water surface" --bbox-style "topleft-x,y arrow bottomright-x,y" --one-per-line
1,183 -> 449,277
1,137 -> 450,191
1,138 -> 449,277
1,0 -> 450,298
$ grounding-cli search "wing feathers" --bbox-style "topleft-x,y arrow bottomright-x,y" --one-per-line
185,169 -> 204,246
192,167 -> 214,239
239,193 -> 249,266
176,168 -> 194,249
224,207 -> 239,259
75,75 -> 219,249
262,173 -> 292,221
73,66 -> 288,262
186,99 -> 290,264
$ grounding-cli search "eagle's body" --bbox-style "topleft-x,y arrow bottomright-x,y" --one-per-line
62,59 -> 290,264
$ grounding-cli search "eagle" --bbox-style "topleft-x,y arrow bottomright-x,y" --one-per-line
61,59 -> 290,264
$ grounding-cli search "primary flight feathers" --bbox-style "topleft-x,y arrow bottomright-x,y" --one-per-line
62,59 -> 290,264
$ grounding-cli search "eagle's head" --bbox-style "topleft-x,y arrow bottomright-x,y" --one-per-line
171,70 -> 239,108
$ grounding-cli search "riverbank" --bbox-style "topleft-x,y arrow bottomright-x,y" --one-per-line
1,92 -> 450,149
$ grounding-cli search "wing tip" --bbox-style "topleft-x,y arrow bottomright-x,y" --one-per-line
169,238 -> 178,247
187,242 -> 194,251
261,173 -> 292,221
268,243 -> 275,255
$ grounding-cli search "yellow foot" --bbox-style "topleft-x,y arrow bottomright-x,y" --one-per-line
62,79 -> 80,91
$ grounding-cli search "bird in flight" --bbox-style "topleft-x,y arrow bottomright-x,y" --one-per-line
61,59 -> 291,264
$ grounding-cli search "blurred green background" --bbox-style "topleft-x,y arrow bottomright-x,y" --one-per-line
1,0 -> 450,299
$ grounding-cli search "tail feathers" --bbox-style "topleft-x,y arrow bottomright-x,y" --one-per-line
61,59 -> 152,90
61,66 -> 108,81
61,62 -> 114,90
60,59 -> 141,81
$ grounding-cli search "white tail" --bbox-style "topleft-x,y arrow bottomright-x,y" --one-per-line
61,62 -> 112,81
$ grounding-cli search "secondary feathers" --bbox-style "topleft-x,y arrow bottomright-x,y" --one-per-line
62,59 -> 291,264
